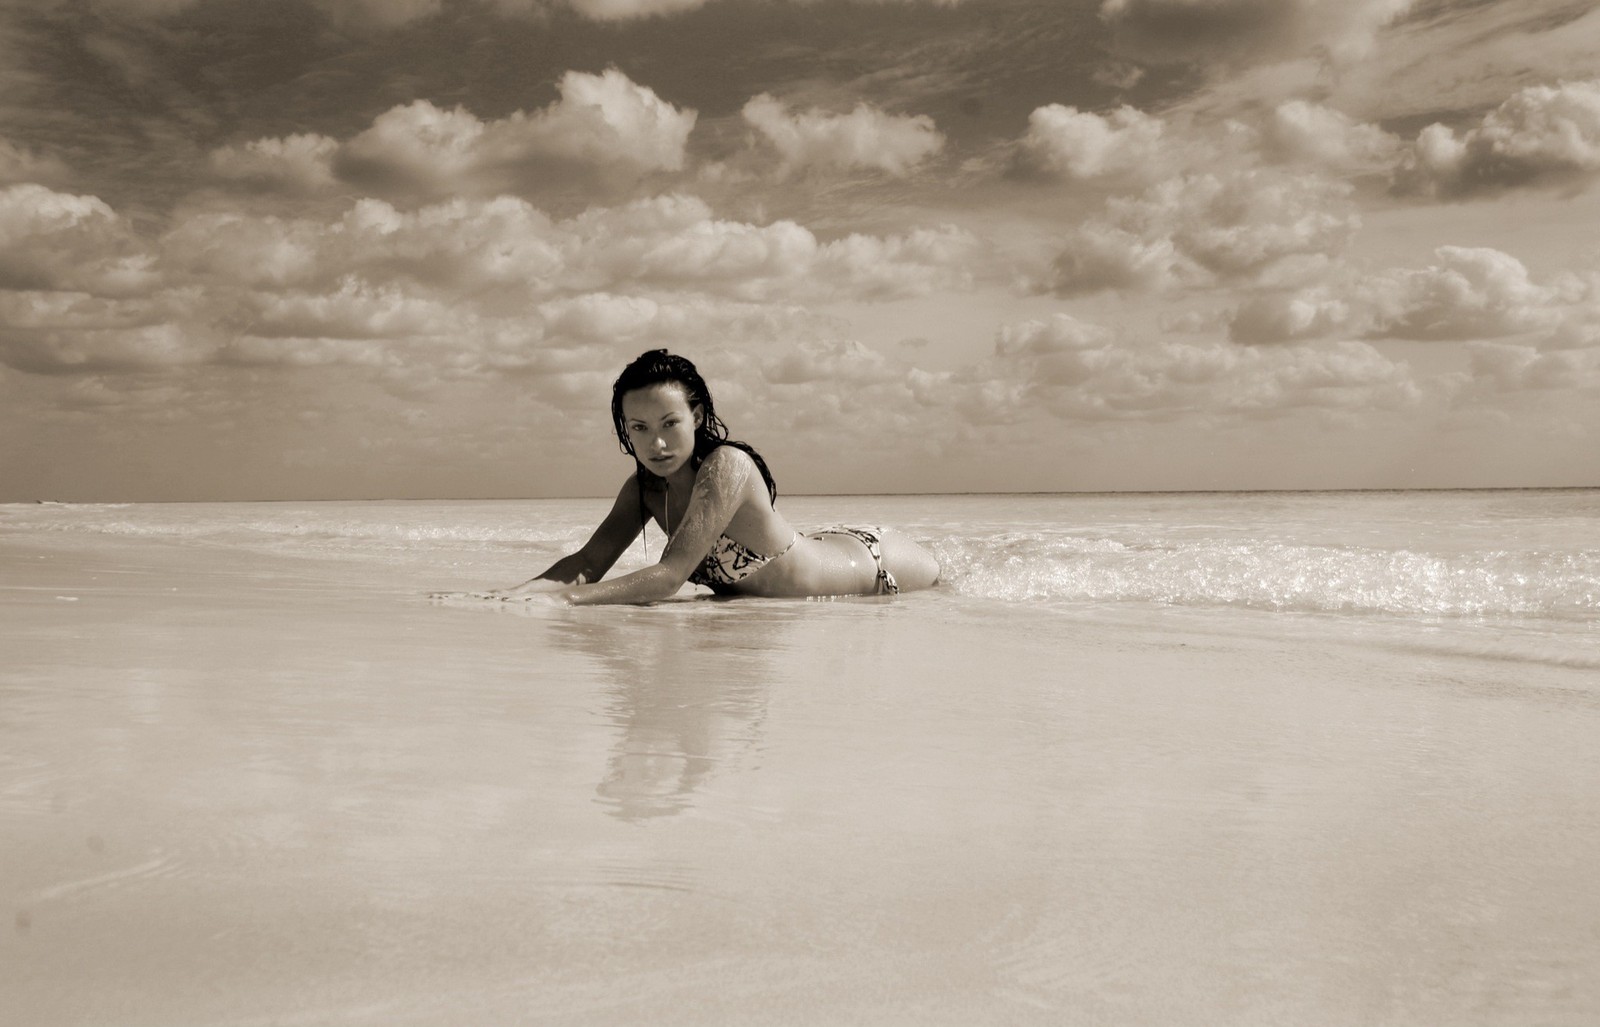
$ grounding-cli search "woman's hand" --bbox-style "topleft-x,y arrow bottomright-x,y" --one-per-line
481,574 -> 586,599
429,574 -> 585,603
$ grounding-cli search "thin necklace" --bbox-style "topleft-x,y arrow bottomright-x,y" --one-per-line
641,477 -> 669,559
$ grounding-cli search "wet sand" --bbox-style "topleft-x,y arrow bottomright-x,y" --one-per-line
4,533 -> 1599,1025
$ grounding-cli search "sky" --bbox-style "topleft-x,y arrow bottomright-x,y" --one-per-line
3,0 -> 1600,500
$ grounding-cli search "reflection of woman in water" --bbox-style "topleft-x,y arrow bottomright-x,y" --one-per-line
489,349 -> 941,606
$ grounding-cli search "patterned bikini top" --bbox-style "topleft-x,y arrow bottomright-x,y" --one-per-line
688,531 -> 799,590
636,458 -> 794,591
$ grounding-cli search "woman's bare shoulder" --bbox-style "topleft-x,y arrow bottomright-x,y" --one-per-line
697,445 -> 759,491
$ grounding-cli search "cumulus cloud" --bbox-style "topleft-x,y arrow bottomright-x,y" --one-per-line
1230,246 -> 1586,344
741,94 -> 945,178
884,313 -> 1424,432
1398,79 -> 1600,197
1100,0 -> 1414,70
986,313 -> 1420,419
212,69 -> 695,200
160,195 -> 571,296
1049,225 -> 1182,294
1461,342 -> 1600,396
1229,287 -> 1353,345
0,183 -> 156,295
1014,98 -> 1400,190
761,339 -> 898,386
245,276 -> 459,341
0,289 -> 217,374
1261,100 -> 1401,173
568,195 -> 818,294
995,313 -> 1116,357
209,133 -> 341,195
1020,104 -> 1165,180
1364,247 -> 1582,340
811,225 -> 981,298
157,191 -> 977,306
1,186 -> 981,376
563,194 -> 977,300
1049,168 -> 1356,295
535,292 -> 664,345
341,70 -> 695,193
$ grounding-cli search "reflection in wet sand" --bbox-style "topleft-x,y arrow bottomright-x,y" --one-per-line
544,606 -> 795,821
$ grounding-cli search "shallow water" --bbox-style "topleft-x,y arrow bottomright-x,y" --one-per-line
3,492 -> 1598,1025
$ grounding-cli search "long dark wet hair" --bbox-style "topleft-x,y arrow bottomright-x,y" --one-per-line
611,349 -> 778,505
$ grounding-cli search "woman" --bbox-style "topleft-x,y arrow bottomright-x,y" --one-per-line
486,349 -> 940,606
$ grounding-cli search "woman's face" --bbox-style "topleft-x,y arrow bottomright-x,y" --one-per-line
621,382 -> 702,478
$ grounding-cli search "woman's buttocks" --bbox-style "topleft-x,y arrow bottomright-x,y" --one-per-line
735,533 -> 878,597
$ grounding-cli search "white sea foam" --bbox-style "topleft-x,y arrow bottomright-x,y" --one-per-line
933,532 -> 1600,620
6,490 -> 1598,623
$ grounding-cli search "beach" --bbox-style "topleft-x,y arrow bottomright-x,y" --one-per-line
4,492 -> 1599,1025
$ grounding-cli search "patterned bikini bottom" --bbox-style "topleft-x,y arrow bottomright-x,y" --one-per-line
806,524 -> 900,595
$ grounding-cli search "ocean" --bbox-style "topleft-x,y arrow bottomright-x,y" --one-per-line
3,490 -> 1598,1024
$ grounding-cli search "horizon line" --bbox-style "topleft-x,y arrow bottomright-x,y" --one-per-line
12,484 -> 1597,504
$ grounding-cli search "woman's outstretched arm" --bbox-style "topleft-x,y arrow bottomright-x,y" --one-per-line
491,476 -> 643,595
558,447 -> 754,606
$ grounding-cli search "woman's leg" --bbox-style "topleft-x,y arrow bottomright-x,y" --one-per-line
877,527 -> 940,592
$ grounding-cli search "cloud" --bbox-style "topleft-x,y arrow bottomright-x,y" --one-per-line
0,183 -> 156,295
161,191 -> 976,305
564,194 -> 977,300
212,69 -> 695,201
318,0 -> 444,28
810,225 -> 981,298
1228,287 -> 1353,345
761,339 -> 898,386
1092,61 -> 1146,91
1,186 -> 981,376
1229,246 -> 1586,344
1049,225 -> 1182,294
83,0 -> 202,18
0,289 -> 216,374
567,195 -> 818,294
995,313 -> 1116,358
561,0 -> 707,19
1100,0 -> 1414,70
208,134 -> 342,195
1049,168 -> 1356,295
1260,100 -> 1401,173
1363,247 -> 1583,340
535,292 -> 663,345
1461,342 -> 1600,396
1013,97 -> 1398,189
65,0 -> 967,27
741,94 -> 945,178
244,276 -> 459,341
904,367 -> 1028,427
985,313 -> 1420,419
0,137 -> 70,186
1398,79 -> 1600,198
1019,104 -> 1165,180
